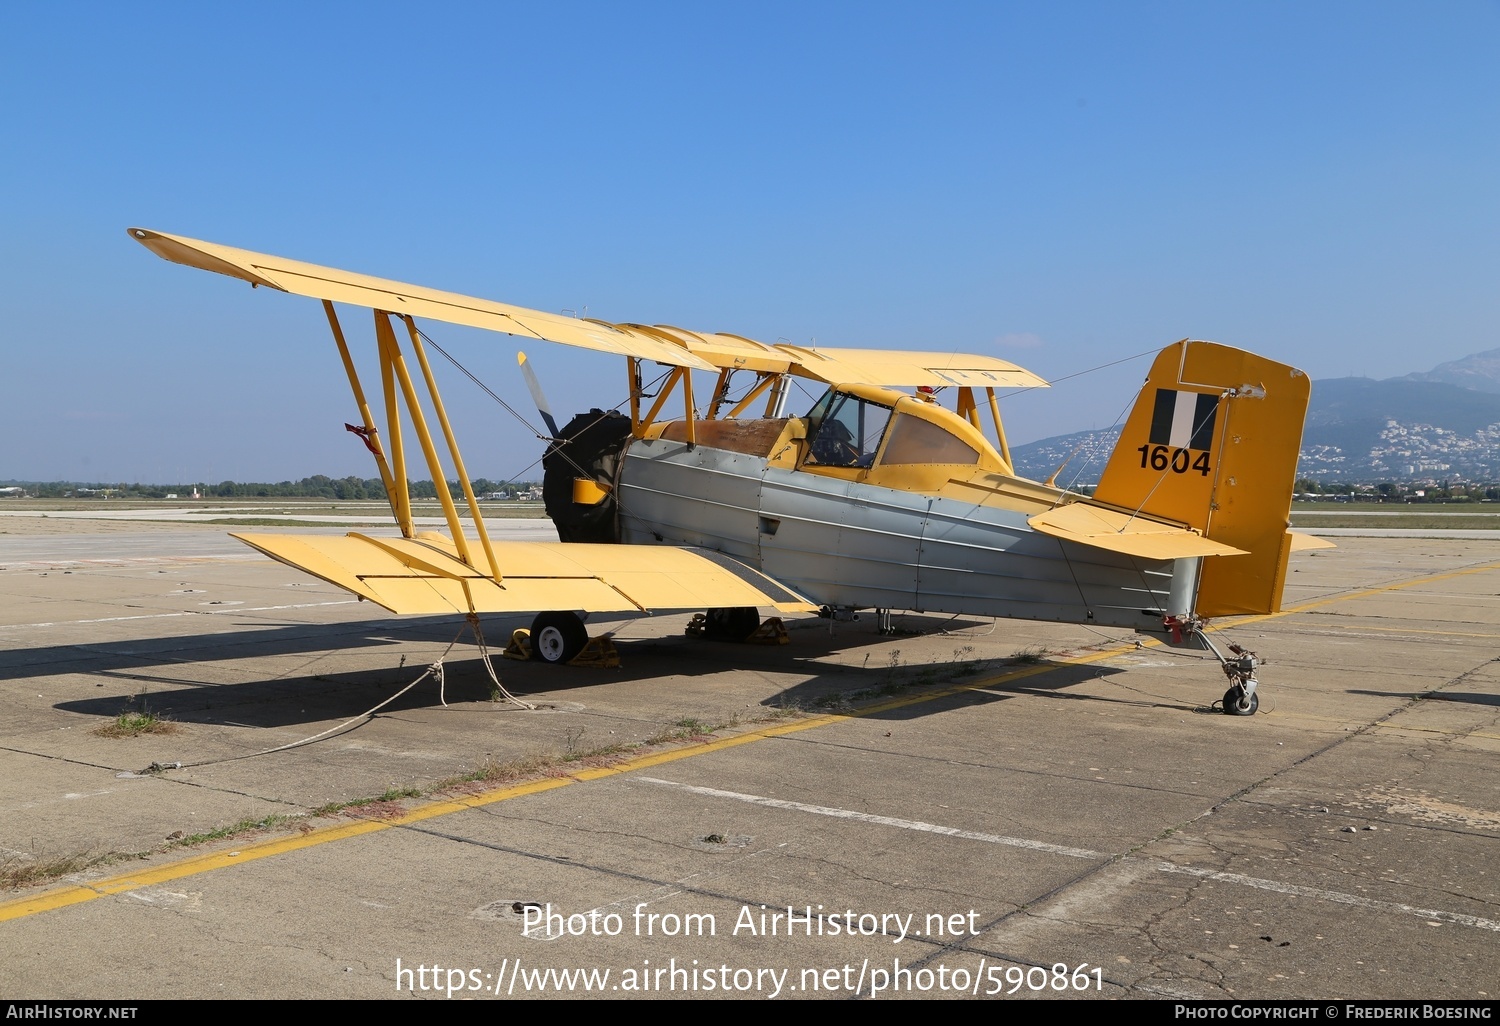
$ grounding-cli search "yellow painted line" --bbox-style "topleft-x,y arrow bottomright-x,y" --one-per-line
0,776 -> 576,923
5,558 -> 1498,924
0,655 -> 1106,925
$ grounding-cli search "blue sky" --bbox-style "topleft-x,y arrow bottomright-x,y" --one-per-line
2,2 -> 1496,483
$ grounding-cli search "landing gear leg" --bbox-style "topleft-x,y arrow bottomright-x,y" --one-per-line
876,608 -> 894,635
1165,615 -> 1262,716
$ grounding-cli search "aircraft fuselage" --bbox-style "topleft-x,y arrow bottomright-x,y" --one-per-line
616,436 -> 1178,632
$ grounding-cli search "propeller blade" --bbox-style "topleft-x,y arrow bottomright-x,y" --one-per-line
517,351 -> 561,440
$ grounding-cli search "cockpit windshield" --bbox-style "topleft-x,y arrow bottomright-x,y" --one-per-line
804,389 -> 892,468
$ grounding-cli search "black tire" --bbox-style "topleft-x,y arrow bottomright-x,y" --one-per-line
530,611 -> 589,665
1222,685 -> 1259,716
704,606 -> 761,642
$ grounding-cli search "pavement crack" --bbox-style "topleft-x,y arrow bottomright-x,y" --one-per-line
0,742 -> 133,774
1142,873 -> 1232,997
1160,651 -> 1500,846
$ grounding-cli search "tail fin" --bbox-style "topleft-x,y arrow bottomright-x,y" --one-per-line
1092,340 -> 1309,617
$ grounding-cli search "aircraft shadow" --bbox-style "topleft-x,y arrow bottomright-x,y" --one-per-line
41,612 -> 1141,730
770,660 -> 1154,721
7,613 -> 521,683
17,611 -> 984,686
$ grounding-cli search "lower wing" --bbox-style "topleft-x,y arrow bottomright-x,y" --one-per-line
233,532 -> 812,617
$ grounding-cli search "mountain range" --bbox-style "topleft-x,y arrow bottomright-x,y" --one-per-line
1012,348 -> 1500,484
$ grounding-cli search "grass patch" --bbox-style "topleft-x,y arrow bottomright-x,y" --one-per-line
171,814 -> 298,847
1289,514 -> 1500,531
1291,502 -> 1497,513
1009,646 -> 1048,664
571,741 -> 635,758
3,814 -> 303,890
311,787 -> 423,817
93,710 -> 179,738
646,717 -> 717,744
0,850 -> 115,889
446,753 -> 560,788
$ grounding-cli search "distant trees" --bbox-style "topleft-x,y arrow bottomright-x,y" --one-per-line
1292,480 -> 1497,503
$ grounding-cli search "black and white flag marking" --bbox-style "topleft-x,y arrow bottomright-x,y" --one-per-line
1149,389 -> 1217,451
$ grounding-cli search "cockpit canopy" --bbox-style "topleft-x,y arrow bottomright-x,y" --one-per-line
802,384 -> 1004,473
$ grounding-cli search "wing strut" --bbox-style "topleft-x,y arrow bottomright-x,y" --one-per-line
399,314 -> 503,587
374,311 -> 473,563
955,387 -> 1014,473
319,303 -> 504,585
724,371 -> 778,419
375,311 -> 413,535
636,365 -> 696,446
323,301 -> 401,527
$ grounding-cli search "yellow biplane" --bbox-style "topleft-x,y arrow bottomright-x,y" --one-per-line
130,227 -> 1316,715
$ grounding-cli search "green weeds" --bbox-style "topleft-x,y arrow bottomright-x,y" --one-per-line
92,709 -> 179,738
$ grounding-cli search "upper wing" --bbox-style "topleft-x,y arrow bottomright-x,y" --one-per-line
233,532 -> 813,617
773,345 -> 1048,389
128,228 -> 714,371
641,328 -> 1050,389
129,228 -> 1046,388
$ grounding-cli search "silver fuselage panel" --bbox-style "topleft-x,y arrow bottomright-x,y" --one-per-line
618,438 -> 1174,630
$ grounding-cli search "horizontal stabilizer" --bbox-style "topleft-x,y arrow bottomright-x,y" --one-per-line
1027,503 -> 1248,560
232,532 -> 813,617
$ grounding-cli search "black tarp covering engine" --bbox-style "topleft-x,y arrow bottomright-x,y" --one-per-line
542,409 -> 633,543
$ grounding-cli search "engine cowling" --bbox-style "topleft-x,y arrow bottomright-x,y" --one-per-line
541,409 -> 633,543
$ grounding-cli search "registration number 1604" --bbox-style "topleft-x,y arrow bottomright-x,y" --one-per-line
1136,444 -> 1210,476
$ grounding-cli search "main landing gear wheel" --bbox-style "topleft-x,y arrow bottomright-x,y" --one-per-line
1222,685 -> 1259,716
704,606 -> 761,642
530,611 -> 588,665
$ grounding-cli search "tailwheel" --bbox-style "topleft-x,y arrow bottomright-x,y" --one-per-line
530,611 -> 588,665
1221,684 -> 1259,716
1162,615 -> 1265,718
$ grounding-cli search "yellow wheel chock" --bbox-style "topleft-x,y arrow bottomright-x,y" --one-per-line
503,626 -> 620,667
747,616 -> 789,645
502,628 -> 532,661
